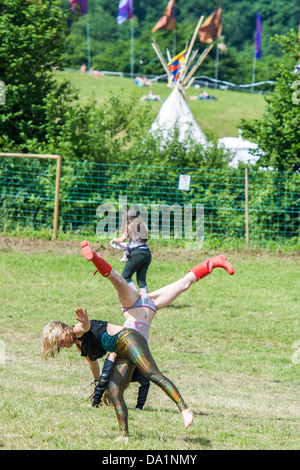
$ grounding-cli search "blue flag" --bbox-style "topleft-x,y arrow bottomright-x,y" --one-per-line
117,0 -> 133,25
69,0 -> 88,16
255,11 -> 262,59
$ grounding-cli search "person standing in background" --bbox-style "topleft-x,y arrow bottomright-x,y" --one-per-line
109,208 -> 151,294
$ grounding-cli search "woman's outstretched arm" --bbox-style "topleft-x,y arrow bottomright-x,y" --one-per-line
73,308 -> 91,337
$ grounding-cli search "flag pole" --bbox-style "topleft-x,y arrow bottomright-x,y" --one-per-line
130,17 -> 134,78
214,41 -> 220,89
251,52 -> 256,94
173,28 -> 176,57
252,11 -> 261,94
86,14 -> 92,70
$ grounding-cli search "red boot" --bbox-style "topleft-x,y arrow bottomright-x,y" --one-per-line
81,241 -> 112,277
189,254 -> 234,280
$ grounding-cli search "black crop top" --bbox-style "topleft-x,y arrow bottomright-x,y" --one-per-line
78,320 -> 108,361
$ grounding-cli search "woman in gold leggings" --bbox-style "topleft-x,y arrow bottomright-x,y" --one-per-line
42,242 -> 234,440
41,308 -> 193,441
81,239 -> 234,413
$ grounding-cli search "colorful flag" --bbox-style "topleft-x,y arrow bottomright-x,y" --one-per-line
168,46 -> 187,82
69,0 -> 88,15
255,11 -> 262,59
199,2 -> 222,44
117,0 -> 133,25
152,0 -> 176,33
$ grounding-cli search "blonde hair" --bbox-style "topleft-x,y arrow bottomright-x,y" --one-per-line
41,321 -> 72,361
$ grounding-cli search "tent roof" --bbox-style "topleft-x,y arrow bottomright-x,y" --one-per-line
218,136 -> 260,167
150,87 -> 207,146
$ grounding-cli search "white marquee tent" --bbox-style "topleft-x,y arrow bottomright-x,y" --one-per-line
218,134 -> 261,167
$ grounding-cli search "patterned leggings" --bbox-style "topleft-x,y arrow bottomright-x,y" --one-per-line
108,328 -> 188,436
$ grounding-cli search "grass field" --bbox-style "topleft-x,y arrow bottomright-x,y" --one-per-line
0,237 -> 299,450
55,71 -> 266,138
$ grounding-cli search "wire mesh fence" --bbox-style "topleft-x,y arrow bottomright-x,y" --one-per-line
0,155 -> 299,248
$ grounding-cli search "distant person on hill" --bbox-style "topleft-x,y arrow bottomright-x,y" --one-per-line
134,76 -> 142,86
140,90 -> 161,101
134,75 -> 151,87
80,63 -> 87,73
189,90 -> 218,101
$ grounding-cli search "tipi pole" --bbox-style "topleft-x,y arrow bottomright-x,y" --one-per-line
172,29 -> 176,57
185,76 -> 195,90
184,48 -> 198,74
152,38 -> 173,81
214,42 -> 220,89
181,15 -> 204,81
183,44 -> 213,87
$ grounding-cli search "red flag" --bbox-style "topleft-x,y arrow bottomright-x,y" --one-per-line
199,2 -> 222,44
152,0 -> 176,33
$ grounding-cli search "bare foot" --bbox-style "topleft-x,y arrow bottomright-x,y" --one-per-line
116,435 -> 129,444
182,408 -> 194,429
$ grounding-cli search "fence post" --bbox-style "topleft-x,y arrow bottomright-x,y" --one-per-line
0,152 -> 61,240
245,167 -> 249,247
53,155 -> 61,241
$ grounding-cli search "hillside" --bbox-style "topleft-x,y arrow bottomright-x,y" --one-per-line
55,70 -> 266,138
62,0 -> 299,82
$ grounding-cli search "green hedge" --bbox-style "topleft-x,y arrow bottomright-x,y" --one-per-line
0,158 -> 299,247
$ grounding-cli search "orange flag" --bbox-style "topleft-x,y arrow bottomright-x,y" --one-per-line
199,2 -> 222,44
152,0 -> 176,33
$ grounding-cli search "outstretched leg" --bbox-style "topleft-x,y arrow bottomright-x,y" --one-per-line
81,240 -> 140,308
108,357 -> 135,438
115,329 -> 193,430
149,254 -> 234,310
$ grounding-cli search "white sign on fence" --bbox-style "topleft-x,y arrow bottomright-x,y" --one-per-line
178,174 -> 191,191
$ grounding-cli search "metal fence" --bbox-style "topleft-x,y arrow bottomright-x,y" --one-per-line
0,155 -> 299,248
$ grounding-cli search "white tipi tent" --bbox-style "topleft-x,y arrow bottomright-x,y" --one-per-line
150,16 -> 213,146
150,86 -> 207,145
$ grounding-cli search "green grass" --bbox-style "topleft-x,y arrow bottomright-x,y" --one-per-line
55,70 -> 266,138
0,238 -> 299,450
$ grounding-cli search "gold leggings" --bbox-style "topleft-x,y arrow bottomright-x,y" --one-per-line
108,328 -> 188,436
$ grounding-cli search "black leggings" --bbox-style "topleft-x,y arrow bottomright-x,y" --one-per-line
122,247 -> 151,289
108,328 -> 188,436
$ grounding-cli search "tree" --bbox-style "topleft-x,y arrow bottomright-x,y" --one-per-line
239,30 -> 300,172
0,0 -> 69,146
